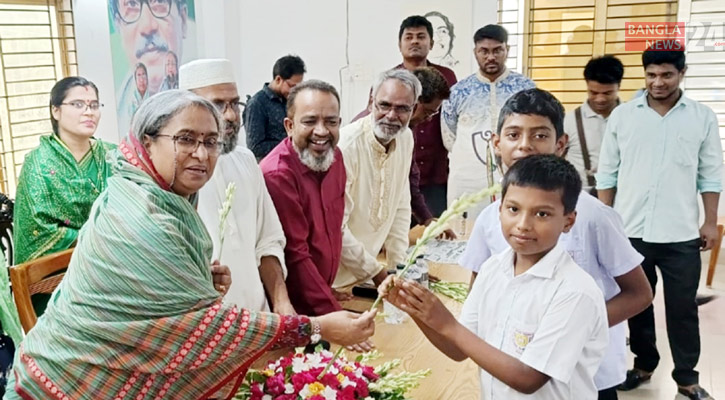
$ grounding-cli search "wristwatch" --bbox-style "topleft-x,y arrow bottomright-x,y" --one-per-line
310,317 -> 322,344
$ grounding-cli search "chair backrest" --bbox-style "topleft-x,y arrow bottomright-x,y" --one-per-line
9,248 -> 74,333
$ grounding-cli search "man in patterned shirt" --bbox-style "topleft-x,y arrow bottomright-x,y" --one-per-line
441,24 -> 535,220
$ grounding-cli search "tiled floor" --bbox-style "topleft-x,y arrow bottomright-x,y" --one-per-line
619,252 -> 725,400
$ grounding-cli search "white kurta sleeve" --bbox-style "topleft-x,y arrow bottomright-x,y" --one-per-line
338,145 -> 383,286
383,138 -> 413,269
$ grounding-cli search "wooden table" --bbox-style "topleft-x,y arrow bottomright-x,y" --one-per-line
337,261 -> 481,400
253,221 -> 481,399
251,261 -> 480,399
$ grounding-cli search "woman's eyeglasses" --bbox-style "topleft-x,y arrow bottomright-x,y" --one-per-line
157,134 -> 223,156
61,100 -> 103,111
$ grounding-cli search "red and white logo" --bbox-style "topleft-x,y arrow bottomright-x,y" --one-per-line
625,22 -> 686,51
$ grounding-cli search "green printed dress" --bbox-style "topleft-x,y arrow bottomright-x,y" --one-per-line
12,134 -> 115,314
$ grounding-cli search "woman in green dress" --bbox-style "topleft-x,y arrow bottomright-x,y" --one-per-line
12,77 -> 115,314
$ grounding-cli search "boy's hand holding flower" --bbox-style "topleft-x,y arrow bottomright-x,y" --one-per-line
387,279 -> 458,333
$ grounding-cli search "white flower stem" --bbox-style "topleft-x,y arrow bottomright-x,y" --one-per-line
321,184 -> 501,380
217,182 -> 237,260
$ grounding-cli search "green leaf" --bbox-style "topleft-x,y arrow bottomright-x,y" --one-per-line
247,370 -> 266,384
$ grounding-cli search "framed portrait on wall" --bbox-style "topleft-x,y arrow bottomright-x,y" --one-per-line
107,0 -> 198,137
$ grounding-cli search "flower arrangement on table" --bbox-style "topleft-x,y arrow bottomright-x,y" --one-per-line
235,347 -> 429,400
234,184 -> 501,400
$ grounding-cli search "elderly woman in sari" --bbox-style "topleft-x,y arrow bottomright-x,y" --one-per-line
13,76 -> 116,315
4,90 -> 376,400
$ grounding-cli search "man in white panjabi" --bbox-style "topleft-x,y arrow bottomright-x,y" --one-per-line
334,69 -> 420,290
441,24 -> 535,220
180,59 -> 295,314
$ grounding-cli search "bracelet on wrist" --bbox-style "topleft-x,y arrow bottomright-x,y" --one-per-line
310,317 -> 322,344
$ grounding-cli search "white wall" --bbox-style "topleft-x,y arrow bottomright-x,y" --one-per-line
231,0 -> 491,122
72,0 -> 725,223
74,0 -> 118,143
74,0 -> 498,138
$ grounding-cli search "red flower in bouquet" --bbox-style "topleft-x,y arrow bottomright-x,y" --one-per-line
243,349 -> 378,399
237,347 -> 430,400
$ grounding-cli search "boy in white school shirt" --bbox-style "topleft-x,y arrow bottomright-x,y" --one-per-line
458,88 -> 653,399
381,154 -> 609,398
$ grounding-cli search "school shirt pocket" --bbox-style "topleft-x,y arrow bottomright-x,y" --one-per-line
502,318 -> 539,358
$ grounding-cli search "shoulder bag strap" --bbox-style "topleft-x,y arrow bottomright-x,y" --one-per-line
575,107 -> 596,188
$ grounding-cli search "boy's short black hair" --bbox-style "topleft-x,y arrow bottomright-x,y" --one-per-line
642,45 -> 686,71
497,88 -> 565,139
502,154 -> 582,214
473,24 -> 508,44
584,55 -> 624,85
399,15 -> 433,41
272,55 -> 306,80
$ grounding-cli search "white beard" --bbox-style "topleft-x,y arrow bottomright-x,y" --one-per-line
373,117 -> 409,145
221,124 -> 240,154
294,143 -> 336,172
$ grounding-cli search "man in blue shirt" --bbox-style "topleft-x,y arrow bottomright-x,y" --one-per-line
244,55 -> 306,161
597,46 -> 722,400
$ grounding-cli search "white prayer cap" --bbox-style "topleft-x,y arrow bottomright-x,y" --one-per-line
179,58 -> 237,90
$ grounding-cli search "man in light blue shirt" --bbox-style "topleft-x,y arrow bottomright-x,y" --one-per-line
596,46 -> 722,400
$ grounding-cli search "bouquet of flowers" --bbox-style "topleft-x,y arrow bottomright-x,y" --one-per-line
235,347 -> 429,400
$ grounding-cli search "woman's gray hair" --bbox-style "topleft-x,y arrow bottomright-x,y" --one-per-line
371,69 -> 422,103
130,89 -> 223,142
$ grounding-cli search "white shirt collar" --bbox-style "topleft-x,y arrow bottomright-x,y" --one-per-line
502,242 -> 567,280
635,90 -> 690,111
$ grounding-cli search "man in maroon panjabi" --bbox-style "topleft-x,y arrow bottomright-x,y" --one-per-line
261,80 -> 346,316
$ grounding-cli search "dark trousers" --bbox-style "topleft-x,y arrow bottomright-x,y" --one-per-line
628,238 -> 701,386
0,333 -> 15,398
598,387 -> 618,400
420,183 -> 447,217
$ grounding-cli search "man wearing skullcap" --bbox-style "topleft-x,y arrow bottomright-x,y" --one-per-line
180,58 -> 295,315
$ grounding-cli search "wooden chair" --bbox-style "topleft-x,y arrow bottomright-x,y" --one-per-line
706,217 -> 725,287
9,248 -> 74,333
